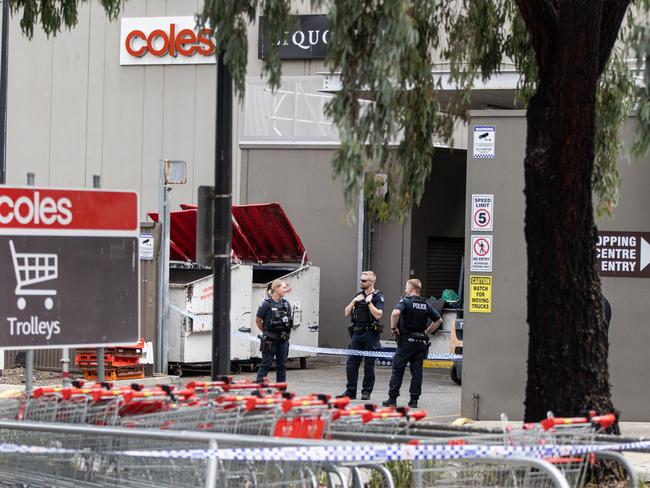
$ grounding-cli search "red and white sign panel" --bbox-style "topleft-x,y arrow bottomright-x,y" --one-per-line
120,17 -> 216,66
471,194 -> 493,231
471,234 -> 493,272
0,188 -> 138,232
0,187 -> 140,349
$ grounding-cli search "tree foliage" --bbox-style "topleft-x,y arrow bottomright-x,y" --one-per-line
199,0 -> 648,220
9,0 -> 648,219
9,0 -> 122,38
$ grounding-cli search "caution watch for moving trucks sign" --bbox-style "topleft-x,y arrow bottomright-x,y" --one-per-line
0,187 -> 140,349
469,276 -> 492,313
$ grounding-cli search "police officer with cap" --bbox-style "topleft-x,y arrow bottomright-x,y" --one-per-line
383,278 -> 441,408
338,271 -> 384,400
255,279 -> 293,383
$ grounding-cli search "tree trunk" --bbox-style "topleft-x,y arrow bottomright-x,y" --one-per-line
518,0 -> 629,422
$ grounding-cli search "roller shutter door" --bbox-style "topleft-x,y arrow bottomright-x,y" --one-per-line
425,237 -> 464,299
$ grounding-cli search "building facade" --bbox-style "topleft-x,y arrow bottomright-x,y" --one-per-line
3,0 -> 647,419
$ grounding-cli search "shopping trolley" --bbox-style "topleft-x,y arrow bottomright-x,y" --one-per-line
9,240 -> 58,310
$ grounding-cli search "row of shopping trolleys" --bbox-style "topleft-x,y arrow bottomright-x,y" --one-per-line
0,377 -> 428,439
0,377 -> 630,488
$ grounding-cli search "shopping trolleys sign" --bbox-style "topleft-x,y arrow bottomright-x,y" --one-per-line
0,187 -> 140,349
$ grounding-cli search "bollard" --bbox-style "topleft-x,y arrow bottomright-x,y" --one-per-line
25,350 -> 33,394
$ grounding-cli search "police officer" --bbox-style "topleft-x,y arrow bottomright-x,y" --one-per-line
255,279 -> 293,383
383,279 -> 442,408
338,271 -> 384,400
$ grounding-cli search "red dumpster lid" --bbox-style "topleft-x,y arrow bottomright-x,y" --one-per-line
177,204 -> 260,261
148,210 -> 197,261
232,203 -> 306,263
148,202 -> 306,264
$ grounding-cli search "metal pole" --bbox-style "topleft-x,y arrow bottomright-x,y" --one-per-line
60,349 -> 70,387
212,53 -> 232,379
25,350 -> 33,394
24,172 -> 33,393
356,191 -> 364,283
92,175 -> 104,382
205,439 -> 218,488
157,162 -> 171,375
0,0 -> 9,185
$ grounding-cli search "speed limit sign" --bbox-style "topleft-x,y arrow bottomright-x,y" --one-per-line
471,194 -> 494,231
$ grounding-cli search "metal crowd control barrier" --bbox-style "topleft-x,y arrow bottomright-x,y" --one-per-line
0,420 -> 392,488
0,420 -> 578,488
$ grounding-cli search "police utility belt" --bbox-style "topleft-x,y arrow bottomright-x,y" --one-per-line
350,321 -> 383,334
405,331 -> 430,345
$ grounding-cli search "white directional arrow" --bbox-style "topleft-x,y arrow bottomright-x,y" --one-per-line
641,237 -> 650,272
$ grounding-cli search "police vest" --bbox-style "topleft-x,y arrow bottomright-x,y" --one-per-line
265,298 -> 292,334
399,296 -> 431,333
351,291 -> 380,324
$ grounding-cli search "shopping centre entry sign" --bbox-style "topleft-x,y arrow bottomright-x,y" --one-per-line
0,187 -> 140,349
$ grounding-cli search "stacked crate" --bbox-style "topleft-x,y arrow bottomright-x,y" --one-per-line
75,339 -> 145,381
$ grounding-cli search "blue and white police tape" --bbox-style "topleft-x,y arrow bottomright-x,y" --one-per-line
111,440 -> 650,461
3,439 -> 650,462
169,304 -> 462,361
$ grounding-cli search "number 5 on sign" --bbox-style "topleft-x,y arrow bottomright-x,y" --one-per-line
471,194 -> 494,232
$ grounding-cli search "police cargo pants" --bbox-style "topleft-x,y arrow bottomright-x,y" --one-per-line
345,330 -> 381,396
387,339 -> 429,401
256,339 -> 290,383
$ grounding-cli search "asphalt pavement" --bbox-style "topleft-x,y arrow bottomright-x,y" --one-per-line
184,357 -> 462,422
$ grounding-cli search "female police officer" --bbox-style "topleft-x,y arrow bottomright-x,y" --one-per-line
255,279 -> 293,383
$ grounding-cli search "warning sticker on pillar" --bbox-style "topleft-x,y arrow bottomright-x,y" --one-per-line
469,275 -> 492,313
471,235 -> 493,272
473,125 -> 496,159
596,231 -> 650,278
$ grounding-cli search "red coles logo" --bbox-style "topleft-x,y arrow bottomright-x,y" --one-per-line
125,25 -> 215,58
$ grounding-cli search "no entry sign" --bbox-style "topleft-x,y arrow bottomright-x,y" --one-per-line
0,187 -> 140,349
471,235 -> 493,272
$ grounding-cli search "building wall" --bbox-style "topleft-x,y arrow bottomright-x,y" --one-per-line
369,217 -> 411,329
240,147 -> 357,347
461,111 -> 650,421
5,0 -> 216,215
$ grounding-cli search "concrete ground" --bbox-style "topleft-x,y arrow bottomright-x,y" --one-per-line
202,357 -> 462,422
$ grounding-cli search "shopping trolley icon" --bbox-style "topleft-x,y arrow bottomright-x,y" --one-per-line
9,240 -> 58,310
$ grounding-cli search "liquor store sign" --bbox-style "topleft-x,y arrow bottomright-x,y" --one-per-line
0,187 -> 140,349
258,15 -> 330,60
596,231 -> 650,278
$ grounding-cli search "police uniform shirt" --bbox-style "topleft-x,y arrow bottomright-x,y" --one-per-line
256,298 -> 292,331
351,290 -> 385,325
395,296 -> 441,333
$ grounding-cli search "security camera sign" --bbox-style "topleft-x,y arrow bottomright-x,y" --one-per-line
0,187 -> 140,349
473,125 -> 496,159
